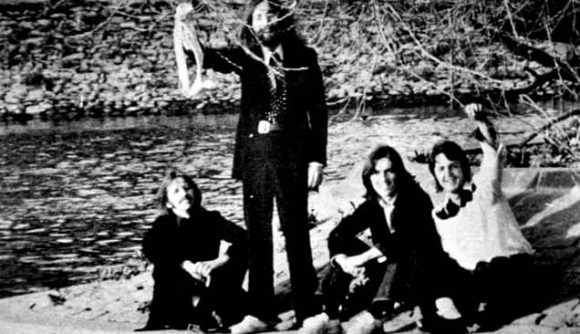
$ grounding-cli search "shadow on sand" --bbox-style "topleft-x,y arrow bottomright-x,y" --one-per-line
505,169 -> 580,324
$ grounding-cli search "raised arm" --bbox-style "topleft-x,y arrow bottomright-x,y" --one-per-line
464,103 -> 502,196
464,103 -> 497,149
175,2 -> 247,78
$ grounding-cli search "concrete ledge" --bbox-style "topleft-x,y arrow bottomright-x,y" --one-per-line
503,168 -> 580,194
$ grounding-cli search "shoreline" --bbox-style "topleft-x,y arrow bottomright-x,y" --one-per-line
0,166 -> 579,333
1,90 -> 576,124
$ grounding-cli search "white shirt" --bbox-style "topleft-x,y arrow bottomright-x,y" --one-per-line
262,45 -> 284,65
433,142 -> 533,270
378,195 -> 397,233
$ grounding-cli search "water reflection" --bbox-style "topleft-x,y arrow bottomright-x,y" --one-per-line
0,113 -> 240,136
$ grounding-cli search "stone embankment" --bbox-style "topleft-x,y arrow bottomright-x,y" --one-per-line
0,0 -> 562,121
0,0 -> 243,120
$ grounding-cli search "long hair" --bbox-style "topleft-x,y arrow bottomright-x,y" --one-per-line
156,169 -> 202,215
240,0 -> 303,52
428,140 -> 472,192
361,144 -> 415,200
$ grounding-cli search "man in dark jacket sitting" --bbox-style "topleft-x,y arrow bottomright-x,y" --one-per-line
312,145 -> 446,334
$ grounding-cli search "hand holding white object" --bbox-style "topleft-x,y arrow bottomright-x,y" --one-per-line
174,3 -> 214,98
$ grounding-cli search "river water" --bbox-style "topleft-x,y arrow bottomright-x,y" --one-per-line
0,113 -> 245,297
0,102 -> 572,298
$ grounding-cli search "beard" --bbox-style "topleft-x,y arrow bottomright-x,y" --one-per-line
257,27 -> 284,48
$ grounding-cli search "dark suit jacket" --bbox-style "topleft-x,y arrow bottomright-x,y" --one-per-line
328,181 -> 444,275
142,209 -> 248,270
201,39 -> 327,180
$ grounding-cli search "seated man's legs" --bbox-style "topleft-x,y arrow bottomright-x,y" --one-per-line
147,266 -> 204,329
320,263 -> 353,320
205,257 -> 249,327
321,239 -> 388,321
474,253 -> 535,328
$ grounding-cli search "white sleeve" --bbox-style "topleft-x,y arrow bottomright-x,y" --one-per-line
474,141 -> 503,203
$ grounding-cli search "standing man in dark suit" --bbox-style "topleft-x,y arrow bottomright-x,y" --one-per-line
184,1 -> 328,333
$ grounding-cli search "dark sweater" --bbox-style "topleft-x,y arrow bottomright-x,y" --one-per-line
143,209 -> 248,269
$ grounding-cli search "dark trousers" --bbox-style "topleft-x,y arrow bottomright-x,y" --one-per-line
242,135 -> 319,322
147,260 -> 247,329
439,253 -> 534,325
321,259 -> 389,320
321,239 -> 438,321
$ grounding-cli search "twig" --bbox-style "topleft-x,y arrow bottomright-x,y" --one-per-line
372,0 -> 396,56
542,19 -> 580,98
503,68 -> 559,97
384,3 -> 504,85
311,0 -> 331,45
503,0 -> 519,39
518,109 -> 580,146
328,97 -> 352,124
401,65 -> 464,107
68,13 -> 116,39
500,32 -> 579,83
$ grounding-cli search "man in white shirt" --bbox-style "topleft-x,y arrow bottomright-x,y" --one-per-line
427,104 -> 534,332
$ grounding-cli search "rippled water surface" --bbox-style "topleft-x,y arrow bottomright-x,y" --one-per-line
0,113 -> 242,297
0,101 -> 573,298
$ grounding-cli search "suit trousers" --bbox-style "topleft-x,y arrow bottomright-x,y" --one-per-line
321,258 -> 389,320
242,134 -> 320,322
322,237 -> 438,321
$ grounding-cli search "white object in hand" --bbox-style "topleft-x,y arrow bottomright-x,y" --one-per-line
173,3 -> 215,98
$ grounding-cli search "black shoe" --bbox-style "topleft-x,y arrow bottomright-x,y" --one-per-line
204,313 -> 230,333
369,299 -> 410,321
369,299 -> 396,320
417,316 -> 466,334
471,313 -> 505,333
191,310 -> 230,333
